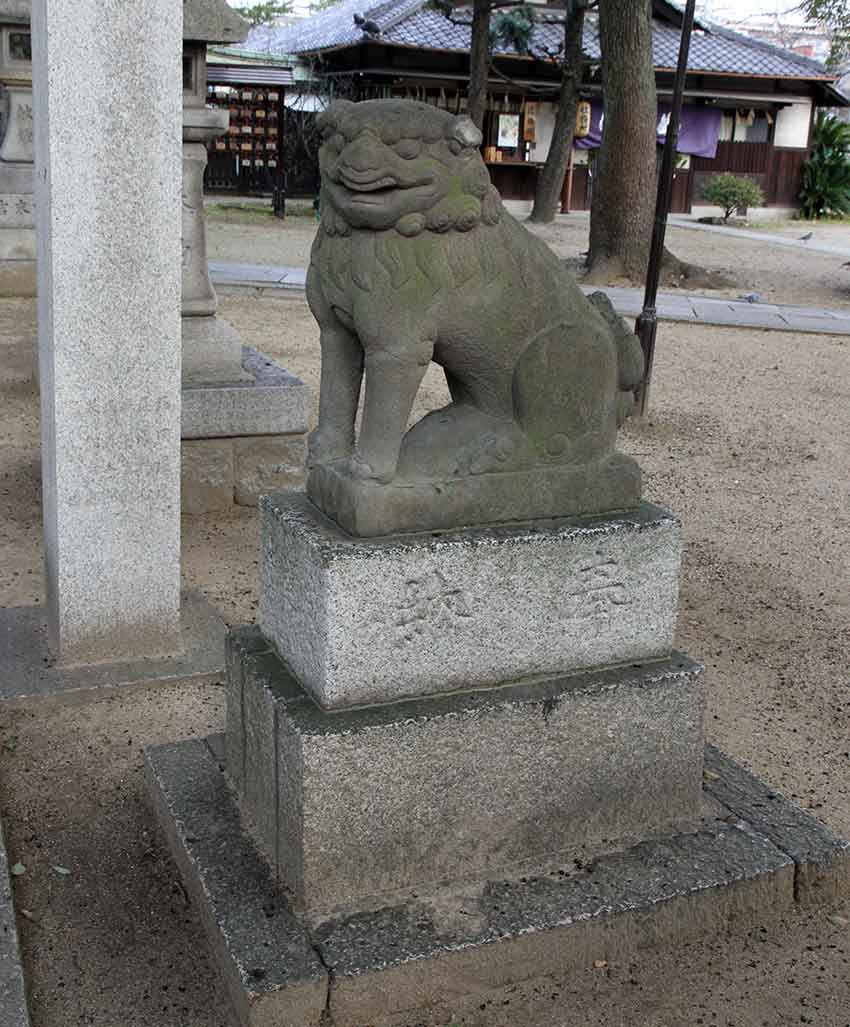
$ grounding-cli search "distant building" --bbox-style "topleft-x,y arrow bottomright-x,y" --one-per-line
234,0 -> 849,213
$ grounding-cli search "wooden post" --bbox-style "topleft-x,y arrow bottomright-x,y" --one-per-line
565,149 -> 574,213
633,0 -> 696,417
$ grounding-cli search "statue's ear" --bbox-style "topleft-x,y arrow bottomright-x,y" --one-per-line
316,109 -> 335,134
318,99 -> 356,134
452,116 -> 483,149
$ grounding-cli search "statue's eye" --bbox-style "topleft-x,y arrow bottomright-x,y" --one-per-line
395,138 -> 422,160
329,133 -> 346,151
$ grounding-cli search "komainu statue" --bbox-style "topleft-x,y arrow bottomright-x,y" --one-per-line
305,99 -> 645,537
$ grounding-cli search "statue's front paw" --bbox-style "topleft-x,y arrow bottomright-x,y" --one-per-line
308,427 -> 351,468
347,453 -> 395,484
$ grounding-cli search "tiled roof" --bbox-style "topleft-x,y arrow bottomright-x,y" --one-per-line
243,1 -> 836,82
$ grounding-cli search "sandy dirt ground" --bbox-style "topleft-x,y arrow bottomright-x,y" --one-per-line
206,208 -> 850,311
1,269 -> 850,1024
745,220 -> 850,248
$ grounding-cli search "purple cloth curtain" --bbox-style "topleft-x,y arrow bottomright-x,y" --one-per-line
575,100 -> 722,158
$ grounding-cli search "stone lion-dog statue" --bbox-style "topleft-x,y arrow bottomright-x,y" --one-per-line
305,98 -> 644,537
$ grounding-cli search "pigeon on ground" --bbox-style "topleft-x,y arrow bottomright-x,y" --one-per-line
799,232 -> 813,241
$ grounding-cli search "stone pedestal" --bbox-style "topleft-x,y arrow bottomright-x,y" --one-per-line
226,626 -> 705,921
174,12 -> 310,508
146,489 -> 850,1027
180,347 -> 311,513
259,494 -> 681,709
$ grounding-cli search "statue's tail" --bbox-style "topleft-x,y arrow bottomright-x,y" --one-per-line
586,292 -> 645,422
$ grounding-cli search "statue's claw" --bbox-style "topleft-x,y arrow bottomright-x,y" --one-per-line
347,453 -> 395,484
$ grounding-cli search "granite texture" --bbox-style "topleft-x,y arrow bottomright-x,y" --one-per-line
0,816 -> 30,1027
181,433 -> 307,513
32,0 -> 182,663
182,313 -> 247,385
228,634 -> 705,919
259,492 -> 682,709
0,165 -> 33,193
182,439 -> 236,514
145,739 -> 328,1027
703,744 -> 850,905
0,84 -> 32,162
0,2 -> 31,23
0,260 -> 34,296
0,226 -> 34,259
182,347 -> 311,441
225,626 -> 275,795
306,100 -> 644,535
146,734 -> 849,1027
0,591 -> 226,706
181,134 -> 221,319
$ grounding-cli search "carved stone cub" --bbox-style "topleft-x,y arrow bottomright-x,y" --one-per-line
306,99 -> 644,531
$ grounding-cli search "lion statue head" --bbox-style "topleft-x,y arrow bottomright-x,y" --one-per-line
316,99 -> 503,236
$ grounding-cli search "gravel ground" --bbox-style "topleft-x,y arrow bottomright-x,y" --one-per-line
206,208 -> 850,310
1,251 -> 850,1025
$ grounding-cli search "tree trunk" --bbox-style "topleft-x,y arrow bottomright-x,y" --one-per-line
467,0 -> 491,131
586,0 -> 657,283
528,1 -> 585,223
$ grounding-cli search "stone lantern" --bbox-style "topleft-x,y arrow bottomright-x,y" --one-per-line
182,0 -> 250,384
2,0 -> 310,510
0,1 -> 35,296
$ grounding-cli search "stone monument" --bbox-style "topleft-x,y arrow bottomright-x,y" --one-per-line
0,2 -> 35,298
181,0 -> 248,387
0,0 -> 311,508
0,0 -> 228,706
179,0 -> 311,512
147,100 -> 849,1027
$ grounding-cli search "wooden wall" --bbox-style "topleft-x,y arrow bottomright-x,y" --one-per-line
691,141 -> 808,208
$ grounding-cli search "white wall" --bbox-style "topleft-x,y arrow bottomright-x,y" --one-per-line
529,101 -> 556,163
775,101 -> 812,148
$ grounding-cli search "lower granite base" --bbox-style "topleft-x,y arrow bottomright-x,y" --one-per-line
145,737 -> 849,1027
0,591 -> 227,707
180,346 -> 310,513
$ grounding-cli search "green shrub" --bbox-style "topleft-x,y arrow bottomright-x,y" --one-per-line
701,173 -> 765,221
799,113 -> 850,220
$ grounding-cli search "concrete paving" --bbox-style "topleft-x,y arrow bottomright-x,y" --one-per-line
668,217 -> 850,260
210,261 -> 850,336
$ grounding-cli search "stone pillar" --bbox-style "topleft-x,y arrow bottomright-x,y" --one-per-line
180,15 -> 248,386
0,8 -> 35,297
180,98 -> 246,384
31,0 -> 182,663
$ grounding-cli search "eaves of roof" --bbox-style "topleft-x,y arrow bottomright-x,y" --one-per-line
242,0 -> 843,90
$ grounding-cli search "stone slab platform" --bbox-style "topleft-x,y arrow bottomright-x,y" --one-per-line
259,492 -> 681,709
0,590 -> 227,707
182,434 -> 307,514
182,346 -> 310,441
307,452 -> 642,539
145,736 -> 850,1027
0,816 -> 30,1027
227,627 -> 705,919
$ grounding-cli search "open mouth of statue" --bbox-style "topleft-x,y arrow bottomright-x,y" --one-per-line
339,172 -> 400,194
